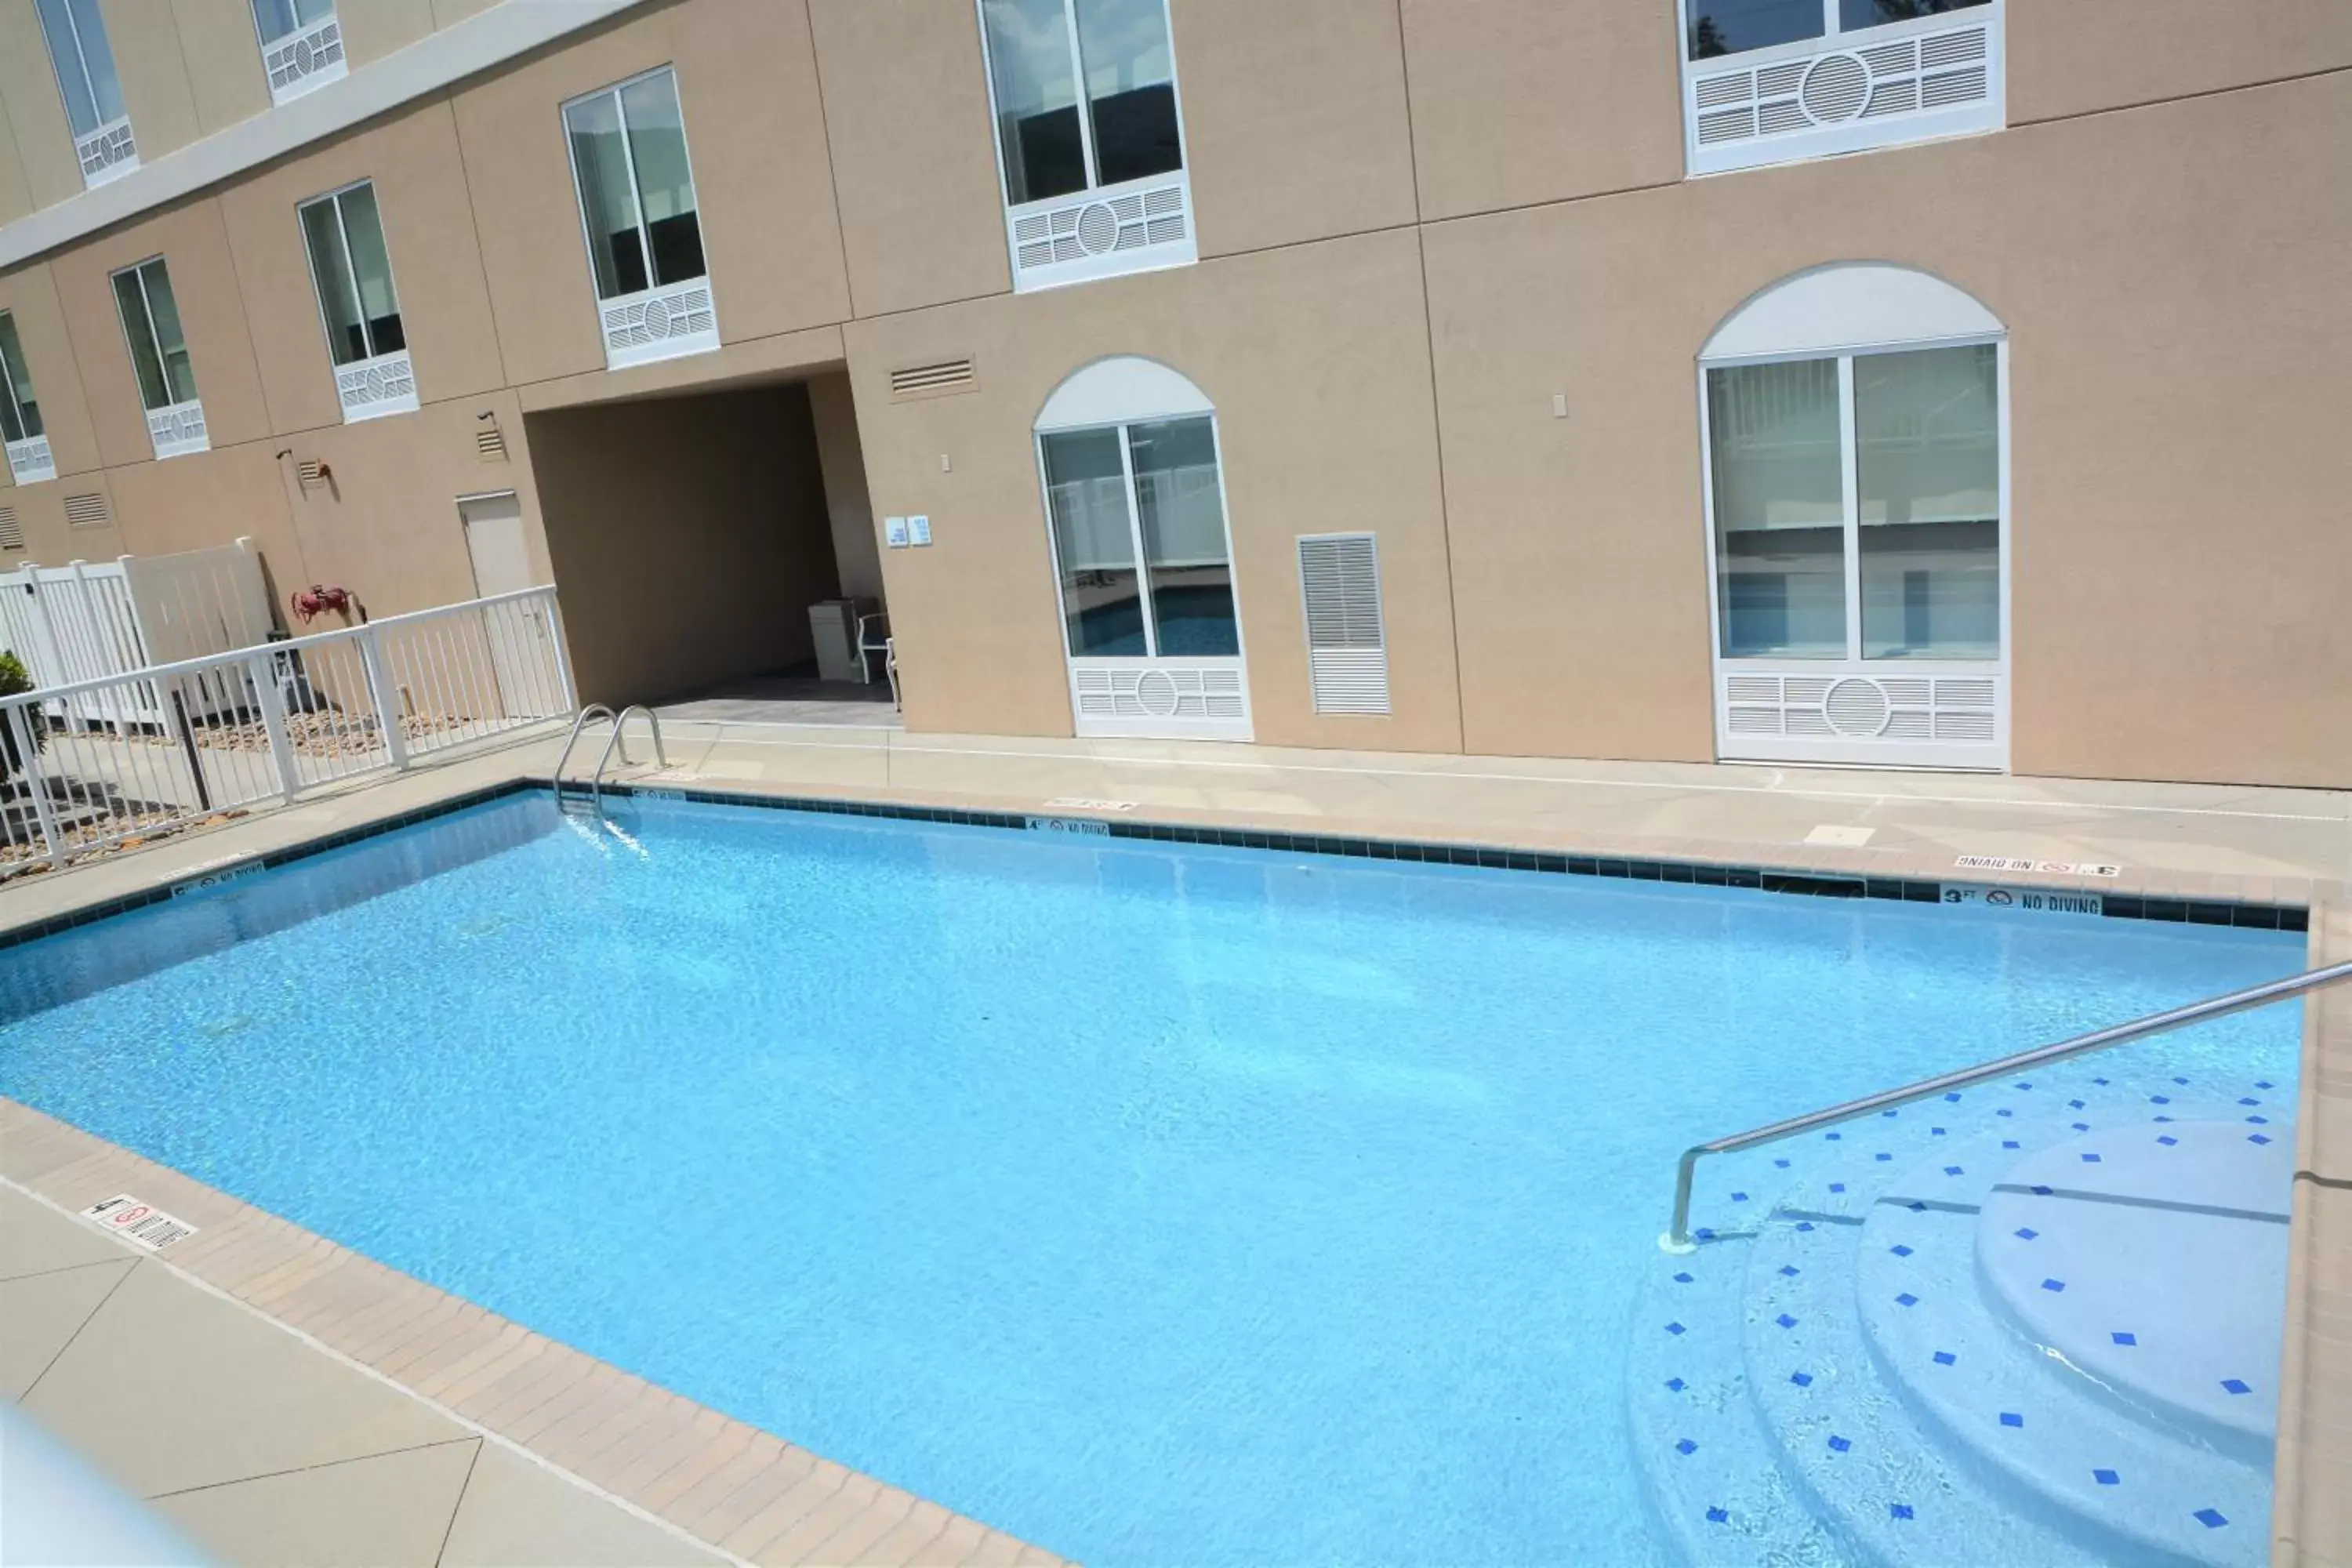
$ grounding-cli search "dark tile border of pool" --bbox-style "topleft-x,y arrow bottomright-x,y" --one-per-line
589,780 -> 2307,935
0,775 -> 2307,952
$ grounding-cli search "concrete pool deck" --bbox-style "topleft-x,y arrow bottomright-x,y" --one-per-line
1,720 -> 2347,1565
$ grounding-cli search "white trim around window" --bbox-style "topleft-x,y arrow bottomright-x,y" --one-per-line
110,256 -> 209,462
1698,265 -> 2010,771
973,0 -> 1197,294
0,312 -> 55,485
561,65 -> 720,372
297,179 -> 418,423
1677,0 -> 2004,178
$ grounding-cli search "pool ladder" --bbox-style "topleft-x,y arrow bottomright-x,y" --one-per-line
552,703 -> 668,815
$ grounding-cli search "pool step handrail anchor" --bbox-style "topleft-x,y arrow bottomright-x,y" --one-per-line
588,705 -> 668,812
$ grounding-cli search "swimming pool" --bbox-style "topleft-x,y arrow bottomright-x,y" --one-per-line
0,793 -> 2303,1566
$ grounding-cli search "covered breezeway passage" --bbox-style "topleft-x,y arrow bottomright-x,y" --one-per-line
523,372 -> 890,717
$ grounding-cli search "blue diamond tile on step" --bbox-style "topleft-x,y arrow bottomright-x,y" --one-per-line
1860,1133 -> 2275,1567
1627,1224 -> 1837,1567
1980,1120 -> 2288,1465
1743,1201 -> 2100,1568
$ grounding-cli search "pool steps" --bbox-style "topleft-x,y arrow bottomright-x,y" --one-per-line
1628,1057 -> 2281,1567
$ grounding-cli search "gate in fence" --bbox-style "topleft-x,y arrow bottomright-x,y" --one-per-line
0,586 -> 573,877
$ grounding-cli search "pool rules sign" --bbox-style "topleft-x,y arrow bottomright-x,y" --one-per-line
82,1194 -> 198,1251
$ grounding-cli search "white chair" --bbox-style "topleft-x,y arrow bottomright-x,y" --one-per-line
855,612 -> 898,709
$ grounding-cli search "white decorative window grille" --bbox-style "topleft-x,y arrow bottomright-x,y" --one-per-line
1298,533 -> 1389,716
254,2 -> 346,103
596,278 -> 718,370
563,67 -> 720,371
299,180 -> 418,422
111,258 -> 209,461
35,0 -> 138,187
0,313 -> 56,485
976,0 -> 1196,293
1681,1 -> 2002,176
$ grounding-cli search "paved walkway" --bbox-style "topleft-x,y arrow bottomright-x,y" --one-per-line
0,1182 -> 723,1568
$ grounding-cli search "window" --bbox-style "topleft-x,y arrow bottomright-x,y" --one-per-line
0,313 -> 55,485
299,182 -> 417,421
34,0 -> 137,187
561,67 -> 718,370
252,0 -> 346,103
1679,0 -> 2002,176
1700,263 -> 2006,768
1035,357 -> 1248,740
976,0 -> 1196,292
111,259 -> 209,460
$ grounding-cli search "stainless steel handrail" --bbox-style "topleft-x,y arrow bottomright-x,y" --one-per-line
1662,957 -> 2352,1251
589,704 -> 667,811
551,704 -> 615,801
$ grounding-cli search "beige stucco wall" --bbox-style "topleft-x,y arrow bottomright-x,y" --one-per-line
0,0 -> 2342,786
526,381 -> 839,706
449,0 -> 851,392
1422,67 -> 2352,786
98,0 -> 202,165
169,0 -> 272,136
0,0 -> 82,214
804,0 -> 1007,320
1175,0 -> 1419,257
1398,0 -> 1681,222
844,227 -> 1464,753
808,370 -> 883,605
0,89 -> 31,227
217,97 -> 506,434
0,260 -> 100,482
337,0 -> 441,71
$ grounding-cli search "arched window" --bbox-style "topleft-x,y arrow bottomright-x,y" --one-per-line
1033,357 -> 1249,739
1699,263 -> 2008,768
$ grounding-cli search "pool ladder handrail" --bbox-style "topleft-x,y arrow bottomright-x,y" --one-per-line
588,705 -> 668,811
551,704 -> 615,804
1662,956 -> 2352,1253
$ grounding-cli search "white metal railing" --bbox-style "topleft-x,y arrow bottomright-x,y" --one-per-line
0,586 -> 572,877
333,348 -> 418,422
263,13 -> 347,103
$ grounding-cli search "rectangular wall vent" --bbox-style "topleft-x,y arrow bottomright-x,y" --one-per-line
1298,532 -> 1390,715
475,422 -> 508,462
0,506 -> 20,550
63,492 -> 109,529
889,358 -> 977,401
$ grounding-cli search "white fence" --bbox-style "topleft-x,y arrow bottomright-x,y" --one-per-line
0,539 -> 275,730
0,586 -> 572,877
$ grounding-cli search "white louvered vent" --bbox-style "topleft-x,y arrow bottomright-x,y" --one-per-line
0,506 -> 20,551
600,278 -> 719,370
146,399 -> 209,459
5,434 -> 53,485
334,350 -> 417,423
74,117 -> 138,187
1008,174 -> 1197,294
890,359 -> 977,401
63,492 -> 109,529
264,15 -> 347,103
1298,532 -> 1389,716
1686,14 -> 1999,176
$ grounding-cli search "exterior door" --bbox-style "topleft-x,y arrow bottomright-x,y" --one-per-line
1036,414 -> 1250,740
459,492 -> 547,716
1703,340 -> 2009,770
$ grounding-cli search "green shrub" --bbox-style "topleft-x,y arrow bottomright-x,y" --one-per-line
0,651 -> 29,698
0,650 -> 37,782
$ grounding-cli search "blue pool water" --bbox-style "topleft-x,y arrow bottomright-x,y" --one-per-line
0,794 -> 2305,1566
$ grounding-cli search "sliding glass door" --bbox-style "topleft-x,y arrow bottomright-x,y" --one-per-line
1704,339 -> 2005,767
